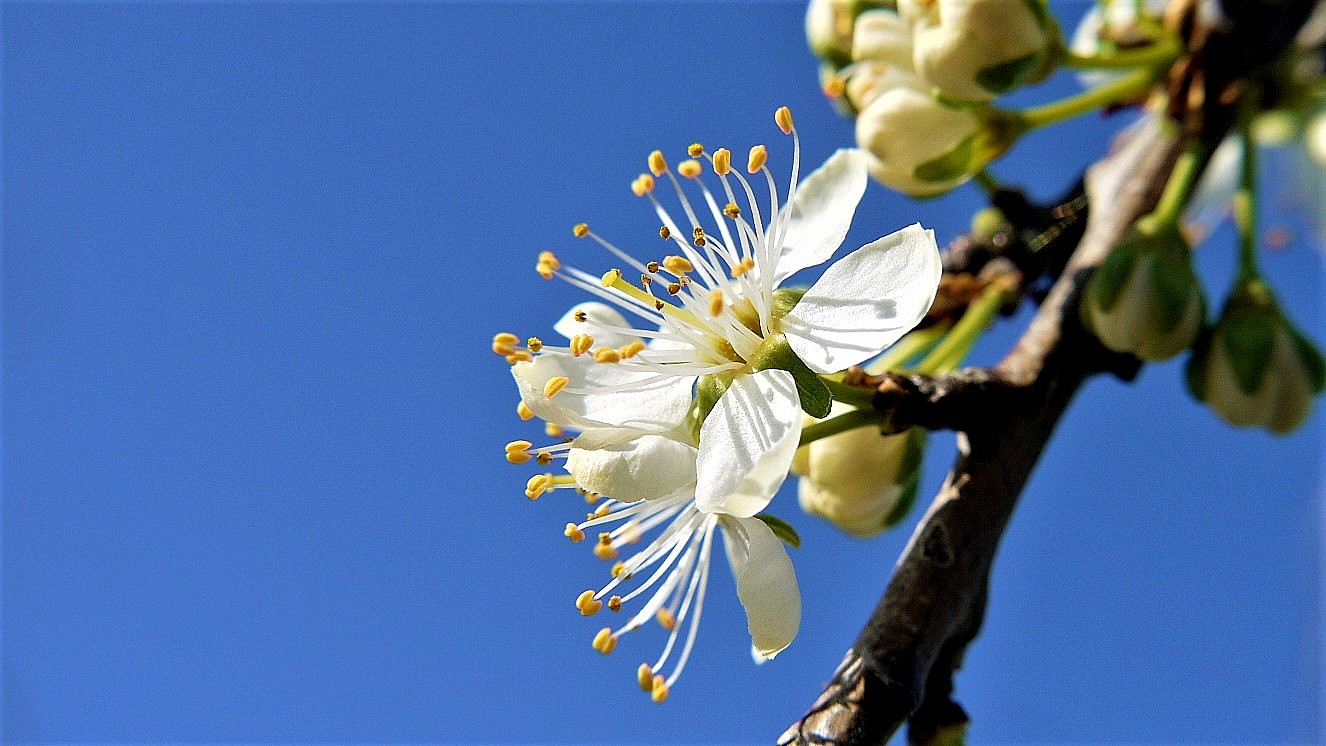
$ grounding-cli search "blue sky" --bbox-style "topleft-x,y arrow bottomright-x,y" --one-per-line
4,2 -> 1321,743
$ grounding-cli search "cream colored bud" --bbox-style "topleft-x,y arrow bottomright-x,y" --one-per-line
854,87 -> 985,197
851,9 -> 914,69
900,0 -> 1058,102
793,403 -> 926,537
806,0 -> 857,65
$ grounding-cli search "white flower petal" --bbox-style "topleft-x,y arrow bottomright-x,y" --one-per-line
694,369 -> 802,518
720,515 -> 801,660
774,148 -> 870,285
782,223 -> 941,373
511,354 -> 694,432
552,302 -> 638,349
565,429 -> 698,502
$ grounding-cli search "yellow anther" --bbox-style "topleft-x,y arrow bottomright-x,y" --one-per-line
492,341 -> 516,356
637,663 -> 655,692
611,561 -> 628,578
662,255 -> 693,275
666,282 -> 681,296
732,257 -> 756,278
535,452 -> 553,466
526,337 -> 543,353
619,522 -> 643,545
592,504 -> 611,519
592,627 -> 618,655
516,400 -> 534,421
723,202 -> 741,219
493,332 -> 520,347
543,376 -> 570,398
536,251 -> 561,280
583,490 -> 601,504
748,144 -> 768,174
545,422 -> 564,438
538,250 -> 560,266
593,542 -> 619,561
656,608 -> 677,631
525,473 -> 552,500
822,75 -> 846,98
570,334 -> 594,357
593,347 -> 622,364
775,105 -> 794,135
713,148 -> 732,175
618,340 -> 646,359
688,142 -> 704,157
677,159 -> 702,179
654,300 -> 665,311
659,226 -> 671,240
631,174 -> 656,197
574,310 -> 588,323
708,288 -> 725,317
651,676 -> 669,703
504,439 -> 533,461
640,273 -> 653,286
564,522 -> 586,543
505,352 -> 532,365
576,589 -> 603,616
573,223 -> 590,238
648,150 -> 667,176
600,268 -> 623,288
608,595 -> 623,612
645,260 -> 660,274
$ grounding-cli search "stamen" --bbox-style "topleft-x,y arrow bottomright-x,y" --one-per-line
516,400 -> 534,421
611,561 -> 628,579
618,340 -> 646,359
577,589 -> 604,616
526,337 -> 543,352
573,310 -> 587,322
648,150 -> 667,176
565,523 -> 586,543
569,334 -> 594,357
712,148 -> 731,175
677,159 -> 702,179
637,663 -> 655,692
594,532 -> 619,560
573,223 -> 590,238
662,255 -> 693,275
775,105 -> 794,135
545,422 -> 564,438
608,595 -> 623,612
687,142 -> 704,157
525,473 -> 553,499
659,226 -> 671,240
747,144 -> 768,174
493,332 -> 519,347
536,250 -> 560,279
631,174 -> 655,197
592,347 -> 622,363
592,627 -> 618,655
492,340 -> 515,356
504,440 -> 533,464
723,203 -> 741,218
656,608 -> 677,631
708,288 -> 724,316
542,376 -> 570,398
651,676 -> 669,703
665,282 -> 681,295
822,74 -> 846,98
731,257 -> 756,277
504,351 -> 532,365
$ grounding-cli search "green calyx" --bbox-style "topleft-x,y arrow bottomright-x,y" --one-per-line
755,513 -> 801,549
881,428 -> 928,529
914,108 -> 1026,186
1087,221 -> 1200,330
749,333 -> 833,419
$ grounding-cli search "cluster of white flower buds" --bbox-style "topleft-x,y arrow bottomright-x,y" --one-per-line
807,0 -> 1059,196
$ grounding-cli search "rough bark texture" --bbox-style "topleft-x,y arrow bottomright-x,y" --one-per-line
779,3 -> 1317,743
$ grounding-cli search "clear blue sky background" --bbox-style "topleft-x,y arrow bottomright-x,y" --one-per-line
4,2 -> 1321,743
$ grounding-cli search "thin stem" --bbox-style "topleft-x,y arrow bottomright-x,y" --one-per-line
1148,141 -> 1206,228
1019,67 -> 1156,130
1063,32 -> 1182,71
823,377 -> 879,409
864,322 -> 953,376
972,169 -> 1001,198
1234,108 -> 1262,284
914,281 -> 1015,376
798,406 -> 883,447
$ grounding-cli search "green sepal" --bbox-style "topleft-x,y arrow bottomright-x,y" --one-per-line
882,428 -> 928,528
1087,233 -> 1141,314
771,287 -> 806,321
925,719 -> 970,746
975,51 -> 1043,95
755,513 -> 801,549
1146,250 -> 1201,333
1184,327 -> 1213,402
749,334 -> 833,419
914,108 -> 1026,186
915,131 -> 980,184
1216,306 -> 1277,395
1285,322 -> 1326,394
690,373 -> 733,441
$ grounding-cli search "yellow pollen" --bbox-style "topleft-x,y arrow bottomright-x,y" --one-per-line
610,561 -> 627,578
748,144 -> 768,174
723,202 -> 741,219
656,608 -> 677,631
631,174 -> 656,197
608,595 -> 623,612
664,255 -> 693,275
713,148 -> 732,175
569,334 -> 594,357
493,332 -> 520,347
775,105 -> 794,135
687,142 -> 704,157
732,256 -> 756,277
646,260 -> 660,273
677,159 -> 702,179
592,627 -> 618,655
576,590 -> 603,616
516,400 -> 534,421
573,223 -> 589,238
618,340 -> 646,359
564,522 -> 586,542
822,75 -> 846,98
593,347 -> 622,364
573,310 -> 587,323
637,664 -> 655,692
594,542 -> 619,561
648,150 -> 667,176
583,490 -> 601,504
492,341 -> 516,356
659,226 -> 671,240
504,439 -> 532,461
542,376 -> 570,398
651,676 -> 669,703
526,336 -> 543,352
535,250 -> 561,280
708,288 -> 725,316
666,282 -> 681,296
505,352 -> 531,365
545,422 -> 564,438
592,504 -> 611,519
525,473 -> 552,500
535,452 -> 552,466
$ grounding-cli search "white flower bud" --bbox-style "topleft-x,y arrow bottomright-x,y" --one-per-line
900,0 -> 1058,102
806,0 -> 857,65
1082,222 -> 1204,361
855,88 -> 1000,197
844,61 -> 930,112
792,403 -> 926,537
1186,283 -> 1325,435
851,9 -> 914,70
